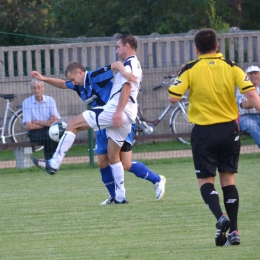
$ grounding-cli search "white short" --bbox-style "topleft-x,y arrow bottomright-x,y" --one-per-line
82,107 -> 132,147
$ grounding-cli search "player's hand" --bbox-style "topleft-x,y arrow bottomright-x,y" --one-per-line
177,64 -> 185,76
31,71 -> 44,80
128,73 -> 137,83
121,71 -> 137,83
112,111 -> 124,128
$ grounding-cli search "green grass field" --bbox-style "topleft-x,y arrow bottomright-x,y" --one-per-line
1,154 -> 260,259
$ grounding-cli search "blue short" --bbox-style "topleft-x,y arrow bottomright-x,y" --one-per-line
95,124 -> 135,155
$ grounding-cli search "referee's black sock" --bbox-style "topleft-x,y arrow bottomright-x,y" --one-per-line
222,185 -> 239,233
200,183 -> 223,220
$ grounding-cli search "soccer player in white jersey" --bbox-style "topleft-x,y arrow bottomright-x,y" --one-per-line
33,34 -> 142,204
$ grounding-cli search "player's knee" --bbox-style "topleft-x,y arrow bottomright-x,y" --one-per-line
107,154 -> 120,165
98,160 -> 109,169
122,161 -> 131,171
66,118 -> 78,134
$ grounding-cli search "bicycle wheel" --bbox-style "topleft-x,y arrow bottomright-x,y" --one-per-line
8,109 -> 29,142
170,102 -> 193,144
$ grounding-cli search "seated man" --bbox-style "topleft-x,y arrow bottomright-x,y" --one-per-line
237,65 -> 260,148
22,79 -> 61,160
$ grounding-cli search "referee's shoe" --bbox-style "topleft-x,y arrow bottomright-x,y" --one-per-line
225,230 -> 240,246
215,215 -> 231,246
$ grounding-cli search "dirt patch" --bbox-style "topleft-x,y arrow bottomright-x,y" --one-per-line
0,145 -> 258,170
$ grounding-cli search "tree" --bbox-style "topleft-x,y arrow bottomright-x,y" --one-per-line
241,0 -> 260,30
0,0 -> 56,46
0,0 -> 256,46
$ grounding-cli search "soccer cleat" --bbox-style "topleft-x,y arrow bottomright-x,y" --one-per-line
32,158 -> 57,175
113,197 -> 129,204
101,197 -> 129,204
154,175 -> 167,201
100,196 -> 113,205
215,215 -> 231,246
225,230 -> 240,246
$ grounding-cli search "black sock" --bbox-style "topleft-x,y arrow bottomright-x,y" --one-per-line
222,185 -> 239,233
200,183 -> 223,220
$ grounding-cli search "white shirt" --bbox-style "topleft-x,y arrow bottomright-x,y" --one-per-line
22,95 -> 61,124
105,55 -> 142,123
236,85 -> 260,115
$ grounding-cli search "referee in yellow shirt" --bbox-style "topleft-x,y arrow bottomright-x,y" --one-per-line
168,28 -> 260,246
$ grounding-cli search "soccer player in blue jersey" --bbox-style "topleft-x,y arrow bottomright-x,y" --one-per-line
31,60 -> 166,203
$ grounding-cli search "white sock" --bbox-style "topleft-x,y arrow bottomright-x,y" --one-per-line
110,162 -> 125,202
49,131 -> 76,169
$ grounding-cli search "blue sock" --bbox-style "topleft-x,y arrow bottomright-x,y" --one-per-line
128,161 -> 160,184
100,166 -> 115,197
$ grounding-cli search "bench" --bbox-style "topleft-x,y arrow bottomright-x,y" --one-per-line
0,138 -> 90,169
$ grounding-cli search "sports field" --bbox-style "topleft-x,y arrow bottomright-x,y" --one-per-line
0,154 -> 259,259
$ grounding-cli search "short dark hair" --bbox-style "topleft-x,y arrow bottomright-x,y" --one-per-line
65,62 -> 86,77
117,34 -> 137,50
194,29 -> 218,54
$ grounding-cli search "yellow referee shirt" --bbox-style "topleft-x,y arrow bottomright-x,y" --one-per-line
168,53 -> 255,125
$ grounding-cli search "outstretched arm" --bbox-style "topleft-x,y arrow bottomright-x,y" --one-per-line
31,71 -> 67,89
111,61 -> 137,82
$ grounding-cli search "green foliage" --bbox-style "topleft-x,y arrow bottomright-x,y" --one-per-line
206,0 -> 230,32
0,0 -> 57,46
0,0 -> 257,46
241,0 -> 260,29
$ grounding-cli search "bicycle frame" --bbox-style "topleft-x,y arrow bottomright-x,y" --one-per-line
135,102 -> 173,134
137,102 -> 173,126
0,97 -> 25,143
135,74 -> 192,143
0,98 -> 11,143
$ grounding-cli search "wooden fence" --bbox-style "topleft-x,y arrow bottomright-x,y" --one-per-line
0,30 -> 260,138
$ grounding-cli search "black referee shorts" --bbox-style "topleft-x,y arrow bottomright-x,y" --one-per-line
191,120 -> 240,179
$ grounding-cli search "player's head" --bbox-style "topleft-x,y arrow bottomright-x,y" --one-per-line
194,29 -> 218,54
116,34 -> 137,61
30,78 -> 44,100
65,62 -> 86,86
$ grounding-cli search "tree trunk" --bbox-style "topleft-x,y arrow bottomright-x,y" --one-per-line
229,0 -> 242,26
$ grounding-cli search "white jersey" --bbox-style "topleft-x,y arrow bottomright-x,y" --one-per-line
104,55 -> 142,123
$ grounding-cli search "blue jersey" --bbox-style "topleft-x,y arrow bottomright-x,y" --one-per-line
65,65 -> 113,107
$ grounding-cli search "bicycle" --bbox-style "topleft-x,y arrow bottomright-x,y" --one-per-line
135,76 -> 193,145
0,94 -> 28,144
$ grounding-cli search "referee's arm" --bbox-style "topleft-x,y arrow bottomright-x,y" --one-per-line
243,89 -> 260,111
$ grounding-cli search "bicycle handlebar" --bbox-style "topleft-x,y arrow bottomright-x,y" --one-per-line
163,75 -> 175,79
153,75 -> 177,91
153,85 -> 164,90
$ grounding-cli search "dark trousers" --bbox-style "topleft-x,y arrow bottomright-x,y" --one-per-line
28,127 -> 58,160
